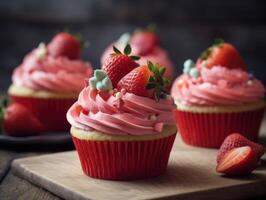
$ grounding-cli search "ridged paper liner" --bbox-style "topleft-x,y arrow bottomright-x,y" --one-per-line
72,133 -> 176,180
10,95 -> 76,132
175,108 -> 265,148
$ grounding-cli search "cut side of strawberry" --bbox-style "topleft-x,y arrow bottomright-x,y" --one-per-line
216,146 -> 257,176
217,133 -> 265,164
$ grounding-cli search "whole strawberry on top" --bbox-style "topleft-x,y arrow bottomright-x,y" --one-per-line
171,39 -> 265,148
130,30 -> 160,56
102,44 -> 139,87
198,39 -> 246,70
117,61 -> 170,101
47,32 -> 82,60
101,26 -> 174,79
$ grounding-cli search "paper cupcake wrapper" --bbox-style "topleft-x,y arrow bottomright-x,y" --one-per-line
71,133 -> 176,180
175,108 -> 265,148
10,95 -> 76,132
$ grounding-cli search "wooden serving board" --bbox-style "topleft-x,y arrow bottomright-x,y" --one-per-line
11,133 -> 266,200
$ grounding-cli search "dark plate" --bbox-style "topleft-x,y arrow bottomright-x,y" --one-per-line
0,132 -> 74,150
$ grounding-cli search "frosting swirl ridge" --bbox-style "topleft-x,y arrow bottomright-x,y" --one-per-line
171,66 -> 265,106
67,86 -> 175,135
12,48 -> 93,93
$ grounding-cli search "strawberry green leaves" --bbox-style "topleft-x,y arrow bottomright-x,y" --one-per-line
112,44 -> 140,61
0,96 -> 9,133
146,61 -> 171,102
200,38 -> 225,60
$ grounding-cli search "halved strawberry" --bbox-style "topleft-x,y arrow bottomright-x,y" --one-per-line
117,61 -> 170,101
3,103 -> 44,136
217,133 -> 264,164
102,44 -> 139,87
216,146 -> 257,176
200,39 -> 246,71
130,31 -> 159,56
47,32 -> 81,59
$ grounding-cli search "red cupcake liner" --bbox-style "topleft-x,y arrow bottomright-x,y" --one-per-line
71,133 -> 176,180
175,108 -> 265,148
10,95 -> 76,132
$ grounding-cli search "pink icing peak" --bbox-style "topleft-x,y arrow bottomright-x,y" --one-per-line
171,66 -> 265,106
67,86 -> 175,135
12,47 -> 93,93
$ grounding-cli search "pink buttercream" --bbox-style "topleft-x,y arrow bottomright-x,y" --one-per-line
67,87 -> 175,135
171,66 -> 265,106
101,42 -> 174,79
12,48 -> 93,93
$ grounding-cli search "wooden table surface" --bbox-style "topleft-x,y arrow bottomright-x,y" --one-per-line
1,118 -> 266,200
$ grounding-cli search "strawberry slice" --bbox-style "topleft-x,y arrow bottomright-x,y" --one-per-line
217,133 -> 264,164
3,103 -> 44,136
216,146 -> 257,176
200,39 -> 247,71
102,44 -> 139,87
117,61 -> 171,101
47,32 -> 81,60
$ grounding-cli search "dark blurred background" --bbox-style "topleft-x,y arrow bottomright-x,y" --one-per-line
1,0 -> 266,92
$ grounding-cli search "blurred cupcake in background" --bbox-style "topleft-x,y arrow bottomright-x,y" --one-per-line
67,45 -> 176,180
7,32 -> 93,135
101,25 -> 174,80
171,39 -> 265,148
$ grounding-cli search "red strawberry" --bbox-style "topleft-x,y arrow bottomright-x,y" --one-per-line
117,65 -> 151,97
4,103 -> 43,136
102,44 -> 139,87
200,39 -> 246,71
130,31 -> 159,56
117,61 -> 171,101
47,32 -> 81,59
216,146 -> 257,176
217,133 -> 264,164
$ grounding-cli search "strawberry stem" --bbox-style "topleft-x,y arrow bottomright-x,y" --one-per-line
146,23 -> 157,33
112,46 -> 122,54
146,61 -> 171,102
123,44 -> 131,55
111,44 -> 140,61
200,38 -> 225,60
74,33 -> 89,49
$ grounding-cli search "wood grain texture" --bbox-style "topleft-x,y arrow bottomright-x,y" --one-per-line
0,172 -> 62,200
11,133 -> 266,200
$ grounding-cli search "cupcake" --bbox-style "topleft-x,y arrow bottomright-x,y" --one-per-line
8,32 -> 93,133
171,39 -> 265,148
101,28 -> 174,80
67,45 -> 176,180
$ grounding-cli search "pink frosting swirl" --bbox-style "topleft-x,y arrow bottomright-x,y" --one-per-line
12,48 -> 93,93
171,66 -> 265,106
67,87 -> 175,135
